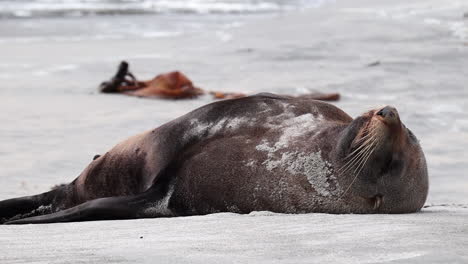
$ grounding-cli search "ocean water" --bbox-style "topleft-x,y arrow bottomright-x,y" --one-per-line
0,0 -> 326,43
0,0 -> 323,17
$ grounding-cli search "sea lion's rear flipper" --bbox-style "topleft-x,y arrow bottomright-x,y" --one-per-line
4,182 -> 173,224
0,196 -> 45,224
5,194 -> 142,224
0,186 -> 70,224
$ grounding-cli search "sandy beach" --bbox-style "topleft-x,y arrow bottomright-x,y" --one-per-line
0,0 -> 467,262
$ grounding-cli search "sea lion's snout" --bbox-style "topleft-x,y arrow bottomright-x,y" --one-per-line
376,106 -> 397,118
375,106 -> 400,125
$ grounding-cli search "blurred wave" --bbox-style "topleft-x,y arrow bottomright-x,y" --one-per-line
0,0 -> 324,19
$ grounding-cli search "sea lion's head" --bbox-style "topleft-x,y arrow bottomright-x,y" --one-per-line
337,106 -> 428,213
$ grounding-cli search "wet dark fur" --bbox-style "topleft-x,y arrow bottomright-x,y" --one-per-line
0,93 -> 428,224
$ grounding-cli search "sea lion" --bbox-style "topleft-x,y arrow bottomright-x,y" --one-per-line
0,93 -> 428,224
99,61 -> 340,101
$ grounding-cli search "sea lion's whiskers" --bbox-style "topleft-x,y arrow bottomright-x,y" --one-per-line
344,135 -> 375,161
337,140 -> 375,176
344,126 -> 377,159
339,138 -> 376,178
352,128 -> 375,144
352,134 -> 379,174
344,145 -> 377,199
337,137 -> 376,176
339,139 -> 378,198
353,133 -> 371,144
352,132 -> 383,193
338,131 -> 377,175
352,141 -> 377,179
352,126 -> 375,142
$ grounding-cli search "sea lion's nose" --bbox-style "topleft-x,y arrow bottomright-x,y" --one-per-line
376,106 -> 396,118
376,106 -> 399,123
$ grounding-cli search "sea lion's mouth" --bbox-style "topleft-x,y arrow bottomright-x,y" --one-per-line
360,194 -> 384,211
